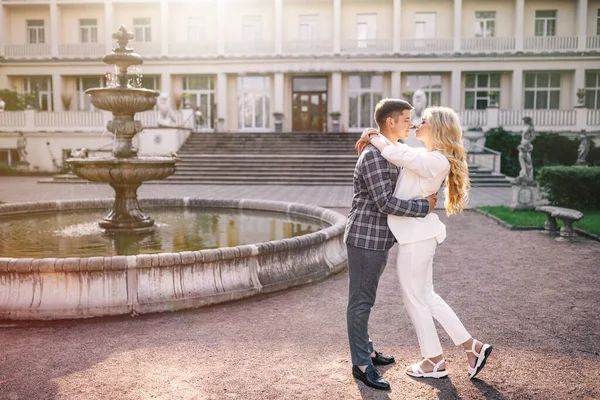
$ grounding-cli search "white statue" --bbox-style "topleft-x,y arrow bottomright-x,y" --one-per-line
16,133 -> 28,163
0,96 -> 6,112
515,117 -> 537,184
411,89 -> 427,127
157,92 -> 176,127
575,131 -> 590,166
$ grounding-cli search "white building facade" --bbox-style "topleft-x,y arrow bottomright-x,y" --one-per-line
0,0 -> 599,135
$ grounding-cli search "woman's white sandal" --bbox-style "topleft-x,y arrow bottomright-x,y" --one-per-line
467,341 -> 493,379
406,358 -> 448,379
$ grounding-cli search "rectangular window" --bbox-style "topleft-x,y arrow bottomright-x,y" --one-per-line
534,10 -> 557,37
237,76 -> 270,129
79,19 -> 98,43
524,72 -> 560,109
183,76 -> 215,129
597,9 -> 600,35
475,11 -> 496,38
585,71 -> 600,109
26,20 -> 45,44
24,77 -> 53,111
348,75 -> 383,129
464,73 -> 501,110
356,14 -> 377,47
187,17 -> 207,43
76,76 -> 104,111
403,74 -> 442,107
299,15 -> 319,42
414,13 -> 436,39
243,16 -> 263,42
133,18 -> 152,42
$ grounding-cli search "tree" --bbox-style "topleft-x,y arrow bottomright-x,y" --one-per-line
0,89 -> 35,111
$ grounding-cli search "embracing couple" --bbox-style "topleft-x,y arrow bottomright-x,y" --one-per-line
344,99 -> 493,391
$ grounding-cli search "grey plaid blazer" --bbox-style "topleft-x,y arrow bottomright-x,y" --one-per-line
344,144 -> 430,251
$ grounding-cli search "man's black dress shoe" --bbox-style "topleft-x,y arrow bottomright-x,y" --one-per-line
352,365 -> 391,391
371,350 -> 395,366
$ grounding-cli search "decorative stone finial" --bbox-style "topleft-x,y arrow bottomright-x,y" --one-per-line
112,25 -> 134,53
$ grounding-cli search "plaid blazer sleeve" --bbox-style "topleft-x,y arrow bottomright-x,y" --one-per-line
362,149 -> 430,217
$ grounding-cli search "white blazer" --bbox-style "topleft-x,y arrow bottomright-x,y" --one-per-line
378,137 -> 450,245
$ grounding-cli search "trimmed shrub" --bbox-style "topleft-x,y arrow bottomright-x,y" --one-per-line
0,89 -> 35,111
484,127 -> 600,176
537,166 -> 600,210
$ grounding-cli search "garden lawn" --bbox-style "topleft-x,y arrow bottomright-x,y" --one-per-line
478,206 -> 600,236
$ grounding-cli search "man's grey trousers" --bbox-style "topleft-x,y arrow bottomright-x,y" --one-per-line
346,244 -> 389,366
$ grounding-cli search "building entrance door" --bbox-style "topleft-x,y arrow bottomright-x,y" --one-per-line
292,77 -> 328,132
292,92 -> 327,132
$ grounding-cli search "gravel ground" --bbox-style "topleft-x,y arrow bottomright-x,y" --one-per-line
0,211 -> 599,400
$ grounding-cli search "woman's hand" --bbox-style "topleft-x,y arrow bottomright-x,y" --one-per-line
370,134 -> 387,152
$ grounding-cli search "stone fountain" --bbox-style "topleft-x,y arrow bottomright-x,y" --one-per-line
67,25 -> 176,233
0,26 -> 348,320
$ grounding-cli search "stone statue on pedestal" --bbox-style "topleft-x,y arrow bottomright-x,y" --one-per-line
514,116 -> 536,185
411,89 -> 427,127
511,117 -> 541,210
17,133 -> 28,163
156,93 -> 176,127
575,131 -> 590,166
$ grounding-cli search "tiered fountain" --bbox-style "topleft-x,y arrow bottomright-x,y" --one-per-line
68,25 -> 176,233
0,27 -> 347,320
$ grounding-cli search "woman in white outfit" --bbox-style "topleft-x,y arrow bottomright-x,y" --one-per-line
364,106 -> 492,380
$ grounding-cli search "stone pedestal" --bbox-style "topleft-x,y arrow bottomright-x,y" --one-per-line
15,161 -> 30,172
511,182 -> 541,210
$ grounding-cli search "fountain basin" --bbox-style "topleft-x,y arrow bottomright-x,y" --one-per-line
68,157 -> 177,183
86,87 -> 158,114
0,198 -> 347,320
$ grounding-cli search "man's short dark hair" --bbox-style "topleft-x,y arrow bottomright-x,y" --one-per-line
373,98 -> 413,129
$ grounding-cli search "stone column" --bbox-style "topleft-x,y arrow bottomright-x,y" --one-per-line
52,73 -> 62,111
217,0 -> 225,56
453,0 -> 462,53
333,0 -> 341,54
105,0 -> 113,53
50,0 -> 59,58
161,72 -> 171,98
391,71 -> 401,99
0,4 -> 5,57
574,68 -> 585,107
331,72 -> 342,131
577,0 -> 588,51
275,0 -> 283,54
393,0 -> 401,53
160,0 -> 169,57
515,0 -> 524,52
274,73 -> 284,113
217,73 -> 228,131
450,69 -> 461,110
512,68 -> 523,109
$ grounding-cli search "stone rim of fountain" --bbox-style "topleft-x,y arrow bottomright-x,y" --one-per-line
0,198 -> 348,320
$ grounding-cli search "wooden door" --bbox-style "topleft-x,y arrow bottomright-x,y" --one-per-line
292,92 -> 327,132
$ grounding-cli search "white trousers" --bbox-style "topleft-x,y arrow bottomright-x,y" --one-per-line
396,237 -> 471,358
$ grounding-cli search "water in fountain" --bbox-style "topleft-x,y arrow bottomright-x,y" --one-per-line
67,25 -> 175,234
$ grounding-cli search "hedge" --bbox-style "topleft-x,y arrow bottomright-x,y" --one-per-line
484,127 -> 600,177
537,166 -> 600,210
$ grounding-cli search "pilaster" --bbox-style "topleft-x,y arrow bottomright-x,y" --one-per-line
50,0 -> 59,58
275,0 -> 283,54
450,69 -> 461,110
512,69 -> 523,109
105,0 -> 114,53
515,0 -> 524,52
453,0 -> 462,53
391,71 -> 401,99
333,0 -> 341,54
160,0 -> 169,57
393,0 -> 401,53
577,0 -> 588,51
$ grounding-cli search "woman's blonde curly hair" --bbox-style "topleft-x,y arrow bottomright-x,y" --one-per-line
424,106 -> 471,216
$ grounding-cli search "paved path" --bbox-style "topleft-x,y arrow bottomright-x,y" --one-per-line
0,177 -> 512,208
0,211 -> 598,399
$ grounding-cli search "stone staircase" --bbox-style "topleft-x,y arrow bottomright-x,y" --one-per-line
164,132 -> 511,187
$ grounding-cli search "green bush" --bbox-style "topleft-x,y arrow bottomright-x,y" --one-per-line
0,89 -> 35,111
484,127 -> 600,176
538,166 -> 600,210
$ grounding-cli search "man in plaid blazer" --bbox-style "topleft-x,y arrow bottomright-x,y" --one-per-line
345,99 -> 437,391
